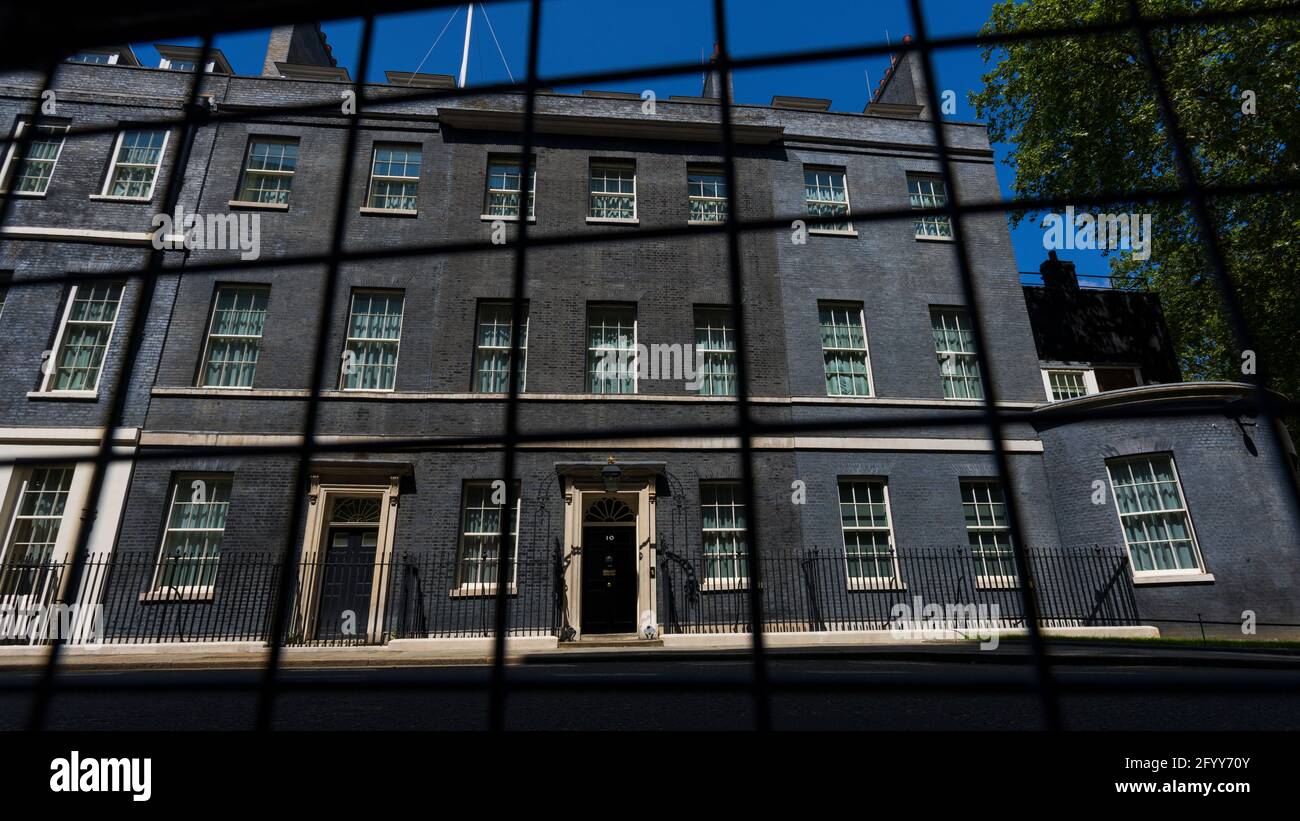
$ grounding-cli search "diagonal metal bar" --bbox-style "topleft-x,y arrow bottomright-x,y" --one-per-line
906,0 -> 1061,730
711,0 -> 772,731
254,15 -> 377,731
488,0 -> 542,733
23,32 -> 219,730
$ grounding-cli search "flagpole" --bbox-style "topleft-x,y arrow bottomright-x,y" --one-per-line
458,2 -> 475,87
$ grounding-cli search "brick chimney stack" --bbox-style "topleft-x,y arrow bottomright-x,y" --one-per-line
701,42 -> 734,101
261,23 -> 337,77
1040,250 -> 1080,290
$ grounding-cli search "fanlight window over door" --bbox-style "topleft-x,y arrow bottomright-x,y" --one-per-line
585,498 -> 634,523
329,496 -> 381,525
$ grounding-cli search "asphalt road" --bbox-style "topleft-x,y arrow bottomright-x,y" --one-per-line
3,653 -> 1298,730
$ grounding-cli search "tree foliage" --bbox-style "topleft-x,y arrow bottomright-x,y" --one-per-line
971,0 -> 1299,416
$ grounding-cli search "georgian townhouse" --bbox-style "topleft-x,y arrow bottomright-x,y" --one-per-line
0,23 -> 1296,650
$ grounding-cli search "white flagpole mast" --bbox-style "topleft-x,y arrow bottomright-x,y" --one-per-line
458,2 -> 475,88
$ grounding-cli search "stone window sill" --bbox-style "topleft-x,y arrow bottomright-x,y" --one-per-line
360,207 -> 418,218
89,194 -> 154,203
1132,571 -> 1215,586
228,199 -> 289,211
480,214 -> 535,223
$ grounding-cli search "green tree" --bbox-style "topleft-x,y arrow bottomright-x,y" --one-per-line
971,0 -> 1299,422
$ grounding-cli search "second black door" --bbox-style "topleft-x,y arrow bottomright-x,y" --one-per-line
315,527 -> 377,640
580,526 -> 637,634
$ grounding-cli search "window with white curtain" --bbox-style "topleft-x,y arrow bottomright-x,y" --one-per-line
803,166 -> 851,232
473,301 -> 528,393
819,302 -> 872,396
455,482 -> 520,590
340,290 -> 404,391
908,175 -> 952,238
153,474 -> 233,590
102,129 -> 168,199
586,305 -> 637,394
700,481 -> 748,587
0,120 -> 68,195
43,283 -> 124,392
366,144 -> 421,211
1106,455 -> 1202,574
693,307 -> 735,396
931,308 -> 983,400
838,479 -> 898,587
484,156 -> 535,219
687,165 -> 727,223
589,161 -> 636,220
236,137 -> 299,204
0,466 -> 74,596
199,286 -> 269,388
961,480 -> 1016,584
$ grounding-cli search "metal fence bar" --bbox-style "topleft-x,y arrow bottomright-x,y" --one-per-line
23,32 -> 219,731
711,0 -> 773,732
255,14 -> 377,730
489,0 -> 543,734
906,0 -> 1060,731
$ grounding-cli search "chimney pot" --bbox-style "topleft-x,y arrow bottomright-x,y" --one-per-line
1040,251 -> 1080,290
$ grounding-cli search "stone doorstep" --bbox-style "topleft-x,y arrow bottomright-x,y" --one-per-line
0,626 -> 1160,670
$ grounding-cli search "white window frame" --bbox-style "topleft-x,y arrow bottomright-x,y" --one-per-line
0,465 -> 74,571
472,301 -> 529,393
1040,365 -> 1143,401
1106,454 -> 1206,579
197,285 -> 269,389
482,155 -> 536,221
365,143 -> 421,213
453,481 -> 521,595
40,283 -> 125,395
838,478 -> 901,590
700,481 -> 748,590
693,306 -> 735,397
234,136 -> 299,205
931,307 -> 984,400
687,165 -> 727,224
587,160 -> 637,222
150,473 -> 233,596
586,304 -> 638,395
804,165 -> 853,234
0,120 -> 69,196
908,174 -> 953,239
98,128 -> 170,200
819,301 -> 873,397
961,480 -> 1018,588
339,289 -> 404,392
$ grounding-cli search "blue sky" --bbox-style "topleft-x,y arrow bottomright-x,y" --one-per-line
130,0 -> 1117,279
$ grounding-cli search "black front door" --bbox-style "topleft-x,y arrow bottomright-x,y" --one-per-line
315,527 -> 377,640
581,526 -> 637,634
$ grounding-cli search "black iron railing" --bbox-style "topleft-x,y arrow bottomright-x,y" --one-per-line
658,546 -> 1140,635
0,550 -> 562,646
2,545 -> 1137,645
